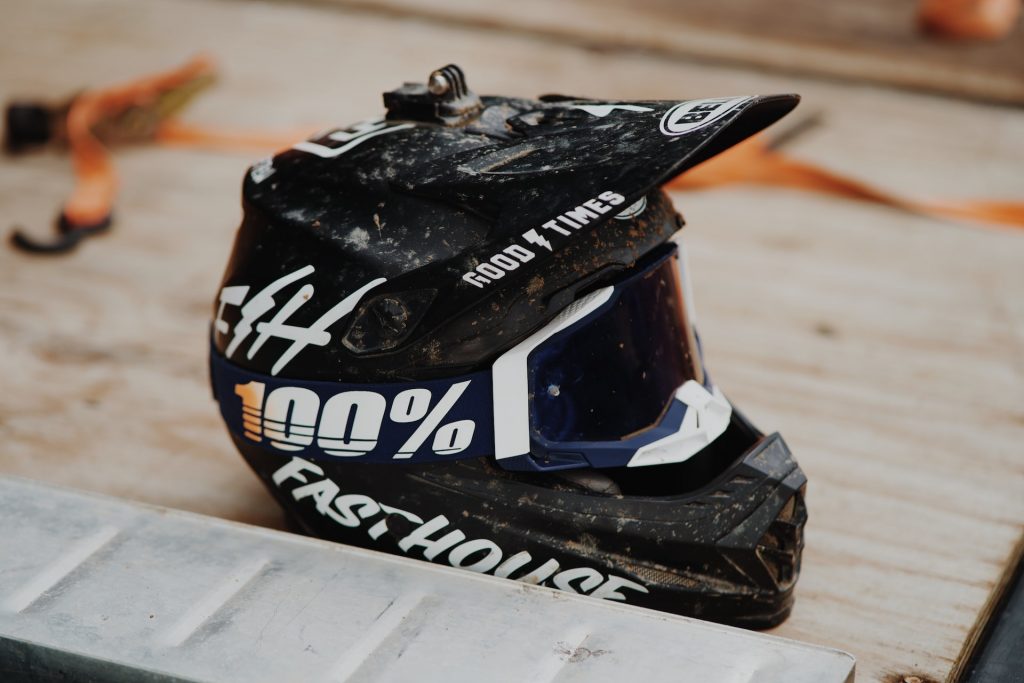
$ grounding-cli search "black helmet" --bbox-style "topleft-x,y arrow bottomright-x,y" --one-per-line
210,65 -> 806,628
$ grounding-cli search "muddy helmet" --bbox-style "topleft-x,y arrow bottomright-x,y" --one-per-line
210,65 -> 806,628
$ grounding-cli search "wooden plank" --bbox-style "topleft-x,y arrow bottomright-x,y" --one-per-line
317,0 -> 1024,105
1,0 -> 1023,680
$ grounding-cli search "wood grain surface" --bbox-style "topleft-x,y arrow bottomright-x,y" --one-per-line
321,0 -> 1024,105
1,1 -> 1023,680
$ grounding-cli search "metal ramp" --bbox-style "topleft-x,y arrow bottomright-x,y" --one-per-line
0,476 -> 855,682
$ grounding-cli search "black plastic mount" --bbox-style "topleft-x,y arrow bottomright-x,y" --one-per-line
383,64 -> 483,126
4,102 -> 56,154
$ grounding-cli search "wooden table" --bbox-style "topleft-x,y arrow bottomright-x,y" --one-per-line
2,1 -> 1023,680
332,0 -> 1024,105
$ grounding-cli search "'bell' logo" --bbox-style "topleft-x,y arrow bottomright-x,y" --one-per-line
659,96 -> 750,137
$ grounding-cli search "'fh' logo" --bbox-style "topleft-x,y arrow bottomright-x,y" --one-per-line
215,266 -> 385,376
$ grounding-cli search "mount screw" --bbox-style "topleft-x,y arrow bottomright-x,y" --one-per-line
427,71 -> 450,96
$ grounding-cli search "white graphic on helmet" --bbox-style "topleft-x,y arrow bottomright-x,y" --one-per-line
659,97 -> 751,137
233,380 -> 475,459
273,457 -> 649,601
249,157 -> 276,184
614,196 -> 647,220
627,381 -> 732,468
570,103 -> 654,117
521,228 -> 552,252
462,190 -> 626,289
294,118 -> 414,159
462,244 -> 537,289
216,267 -> 386,376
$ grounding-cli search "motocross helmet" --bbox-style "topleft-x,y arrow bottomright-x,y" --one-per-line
210,65 -> 806,628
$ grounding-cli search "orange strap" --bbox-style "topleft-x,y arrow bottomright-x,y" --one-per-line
918,0 -> 1021,40
62,55 -> 217,227
17,54 -> 1024,252
668,135 -> 1024,230
154,120 -> 317,154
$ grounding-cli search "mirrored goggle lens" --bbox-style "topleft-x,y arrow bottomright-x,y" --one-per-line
528,242 -> 703,445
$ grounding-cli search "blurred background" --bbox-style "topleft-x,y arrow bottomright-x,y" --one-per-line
1,1 -> 1022,682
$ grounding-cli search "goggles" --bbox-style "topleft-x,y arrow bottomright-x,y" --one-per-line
211,242 -> 731,472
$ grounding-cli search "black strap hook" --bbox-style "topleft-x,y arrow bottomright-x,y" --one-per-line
10,212 -> 111,255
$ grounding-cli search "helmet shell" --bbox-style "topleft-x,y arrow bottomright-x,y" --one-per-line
210,67 -> 806,627
214,84 -> 797,382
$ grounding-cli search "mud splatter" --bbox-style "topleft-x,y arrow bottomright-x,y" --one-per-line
554,643 -> 609,663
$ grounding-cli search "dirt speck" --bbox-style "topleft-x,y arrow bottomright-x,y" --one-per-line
554,643 -> 609,663
881,674 -> 940,683
814,321 -> 838,338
